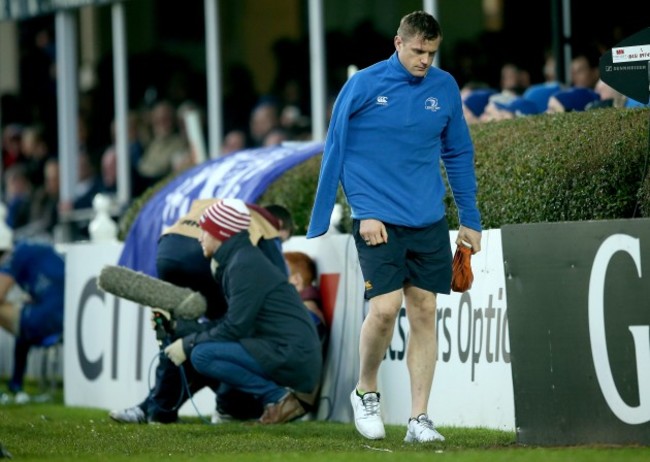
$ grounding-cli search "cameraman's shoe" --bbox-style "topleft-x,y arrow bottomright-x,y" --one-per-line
14,391 -> 30,405
109,406 -> 146,424
211,408 -> 235,424
259,392 -> 306,424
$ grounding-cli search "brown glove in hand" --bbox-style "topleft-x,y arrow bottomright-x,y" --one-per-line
451,243 -> 474,293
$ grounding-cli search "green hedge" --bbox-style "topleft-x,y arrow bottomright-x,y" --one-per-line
120,107 -> 650,238
464,107 -> 650,230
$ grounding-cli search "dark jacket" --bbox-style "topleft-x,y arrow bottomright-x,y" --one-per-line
183,231 -> 322,393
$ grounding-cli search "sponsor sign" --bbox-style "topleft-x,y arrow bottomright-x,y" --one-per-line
63,241 -> 216,415
379,229 -> 513,430
612,45 -> 650,63
600,28 -> 650,104
502,218 -> 650,445
64,230 -> 515,430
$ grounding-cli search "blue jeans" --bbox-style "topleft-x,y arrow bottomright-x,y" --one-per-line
191,341 -> 286,406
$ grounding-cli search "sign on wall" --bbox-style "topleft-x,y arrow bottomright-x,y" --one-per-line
378,229 -> 513,430
64,230 -> 515,430
600,27 -> 650,105
503,218 -> 650,445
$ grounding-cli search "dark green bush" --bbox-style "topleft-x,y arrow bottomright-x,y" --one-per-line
465,107 -> 649,229
119,108 -> 649,237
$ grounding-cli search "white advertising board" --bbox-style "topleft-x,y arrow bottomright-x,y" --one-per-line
63,241 -> 214,417
378,229 -> 513,430
63,230 -> 514,429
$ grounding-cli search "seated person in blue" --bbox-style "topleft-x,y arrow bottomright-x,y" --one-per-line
164,198 -> 322,424
0,226 -> 64,402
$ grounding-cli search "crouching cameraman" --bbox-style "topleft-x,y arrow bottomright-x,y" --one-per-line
109,199 -> 293,424
164,199 -> 322,424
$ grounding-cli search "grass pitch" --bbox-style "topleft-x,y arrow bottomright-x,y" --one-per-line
0,389 -> 648,462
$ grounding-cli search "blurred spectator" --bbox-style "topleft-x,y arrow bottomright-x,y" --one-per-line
249,100 -> 280,147
280,105 -> 302,130
587,79 -> 628,109
77,112 -> 91,155
460,80 -> 492,99
0,232 -> 65,403
262,127 -> 290,147
499,62 -> 530,95
278,104 -> 312,141
1,124 -> 23,172
462,88 -> 497,124
478,92 -> 515,122
100,145 -> 117,194
547,87 -> 600,113
170,148 -> 195,175
109,111 -> 148,197
127,110 -> 147,164
3,165 -> 33,229
136,100 -> 187,188
542,51 -> 557,83
494,97 -> 540,117
20,125 -> 50,188
72,151 -> 103,211
60,149 -> 108,240
287,120 -> 313,141
522,82 -> 563,113
18,157 -> 59,241
570,47 -> 601,89
481,95 -> 541,122
221,129 -> 247,155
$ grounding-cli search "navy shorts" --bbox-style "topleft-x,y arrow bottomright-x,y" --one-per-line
353,218 -> 453,299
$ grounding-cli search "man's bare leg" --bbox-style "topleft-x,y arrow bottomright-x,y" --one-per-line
357,289 -> 403,392
403,285 -> 437,417
351,289 -> 402,439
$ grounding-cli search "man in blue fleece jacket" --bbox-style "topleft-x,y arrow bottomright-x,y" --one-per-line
307,11 -> 482,443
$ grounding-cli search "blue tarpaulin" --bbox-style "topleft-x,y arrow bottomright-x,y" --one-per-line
118,141 -> 324,276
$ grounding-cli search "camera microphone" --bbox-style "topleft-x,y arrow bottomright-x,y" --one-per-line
97,265 -> 207,319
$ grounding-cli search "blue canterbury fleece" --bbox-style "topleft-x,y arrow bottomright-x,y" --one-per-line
307,52 -> 481,238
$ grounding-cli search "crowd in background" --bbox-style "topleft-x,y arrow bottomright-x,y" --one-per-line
0,16 -> 329,243
0,8 -> 647,424
460,45 -> 646,124
0,19 -> 648,245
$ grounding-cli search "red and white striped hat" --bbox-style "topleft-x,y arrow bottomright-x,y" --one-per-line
199,198 -> 251,241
